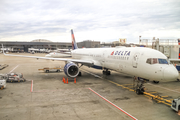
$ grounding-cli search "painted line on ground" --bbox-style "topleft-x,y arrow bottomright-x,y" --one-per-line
9,65 -> 19,73
147,83 -> 180,94
80,69 -> 173,107
89,87 -> 138,120
30,80 -> 33,92
32,87 -> 88,93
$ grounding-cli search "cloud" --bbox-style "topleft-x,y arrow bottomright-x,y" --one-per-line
0,0 -> 180,43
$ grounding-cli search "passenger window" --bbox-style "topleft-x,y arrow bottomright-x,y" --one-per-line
146,58 -> 151,64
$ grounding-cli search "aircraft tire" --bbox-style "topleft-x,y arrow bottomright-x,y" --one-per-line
78,72 -> 81,76
153,81 -> 159,84
136,89 -> 141,95
107,71 -> 111,75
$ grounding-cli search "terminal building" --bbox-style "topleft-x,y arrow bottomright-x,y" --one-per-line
139,36 -> 180,60
0,39 -> 101,53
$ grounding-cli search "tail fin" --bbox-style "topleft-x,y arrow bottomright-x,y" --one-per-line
71,29 -> 78,50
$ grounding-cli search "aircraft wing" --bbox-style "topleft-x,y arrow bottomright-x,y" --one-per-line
3,53 -> 93,65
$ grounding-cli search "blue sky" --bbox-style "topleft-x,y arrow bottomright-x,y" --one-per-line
0,0 -> 180,43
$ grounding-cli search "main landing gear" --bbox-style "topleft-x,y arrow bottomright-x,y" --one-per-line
78,71 -> 82,76
133,76 -> 146,95
153,80 -> 159,84
102,69 -> 111,75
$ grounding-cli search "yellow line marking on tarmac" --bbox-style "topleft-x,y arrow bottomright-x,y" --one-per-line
144,95 -> 152,99
148,92 -> 157,94
161,96 -> 169,98
122,84 -> 133,86
108,80 -> 173,107
81,69 -> 173,107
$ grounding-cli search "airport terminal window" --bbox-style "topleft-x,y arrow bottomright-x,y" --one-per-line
158,59 -> 168,64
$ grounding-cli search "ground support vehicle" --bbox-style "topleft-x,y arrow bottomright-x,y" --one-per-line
171,98 -> 180,115
38,66 -> 62,73
6,73 -> 26,82
0,64 -> 8,70
0,74 -> 7,89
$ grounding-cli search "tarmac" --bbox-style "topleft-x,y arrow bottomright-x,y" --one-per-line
0,53 -> 180,120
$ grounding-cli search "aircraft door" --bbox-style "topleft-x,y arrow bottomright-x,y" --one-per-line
132,53 -> 140,68
102,50 -> 106,68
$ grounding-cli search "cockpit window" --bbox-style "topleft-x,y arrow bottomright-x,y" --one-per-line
153,58 -> 158,64
146,58 -> 168,64
146,58 -> 151,64
158,59 -> 168,64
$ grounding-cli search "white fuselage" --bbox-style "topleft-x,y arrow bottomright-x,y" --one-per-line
71,47 -> 179,82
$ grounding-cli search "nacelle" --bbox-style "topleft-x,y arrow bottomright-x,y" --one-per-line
64,62 -> 79,78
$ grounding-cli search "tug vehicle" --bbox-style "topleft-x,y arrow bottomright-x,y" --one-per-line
0,74 -> 7,89
171,98 -> 180,113
38,66 -> 62,73
6,73 -> 26,82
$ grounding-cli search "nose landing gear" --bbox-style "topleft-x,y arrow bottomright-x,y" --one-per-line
102,69 -> 111,75
133,76 -> 146,95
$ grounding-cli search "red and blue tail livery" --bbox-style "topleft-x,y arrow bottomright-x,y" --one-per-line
71,29 -> 78,50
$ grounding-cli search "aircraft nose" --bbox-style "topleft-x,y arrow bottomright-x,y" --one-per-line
163,66 -> 179,81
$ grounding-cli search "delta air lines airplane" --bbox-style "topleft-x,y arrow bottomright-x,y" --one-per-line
2,29 -> 179,94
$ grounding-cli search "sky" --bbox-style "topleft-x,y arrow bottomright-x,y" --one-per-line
0,0 -> 180,43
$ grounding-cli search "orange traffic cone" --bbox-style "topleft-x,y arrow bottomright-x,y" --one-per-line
178,110 -> 180,116
74,78 -> 76,83
66,78 -> 68,84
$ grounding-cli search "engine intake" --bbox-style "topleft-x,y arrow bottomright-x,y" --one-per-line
64,62 -> 79,78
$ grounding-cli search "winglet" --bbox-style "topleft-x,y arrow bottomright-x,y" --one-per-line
71,29 -> 78,50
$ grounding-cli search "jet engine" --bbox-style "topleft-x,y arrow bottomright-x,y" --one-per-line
64,62 -> 79,77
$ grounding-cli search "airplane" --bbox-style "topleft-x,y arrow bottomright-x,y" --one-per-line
2,29 -> 179,94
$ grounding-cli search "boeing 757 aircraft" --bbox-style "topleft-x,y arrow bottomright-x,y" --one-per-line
2,29 -> 179,94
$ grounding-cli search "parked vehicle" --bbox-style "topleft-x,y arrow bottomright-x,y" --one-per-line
6,73 -> 26,82
38,66 -> 62,73
0,64 -> 8,70
0,74 -> 7,89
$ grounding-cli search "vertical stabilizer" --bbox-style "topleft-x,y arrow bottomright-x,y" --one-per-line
71,29 -> 78,50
